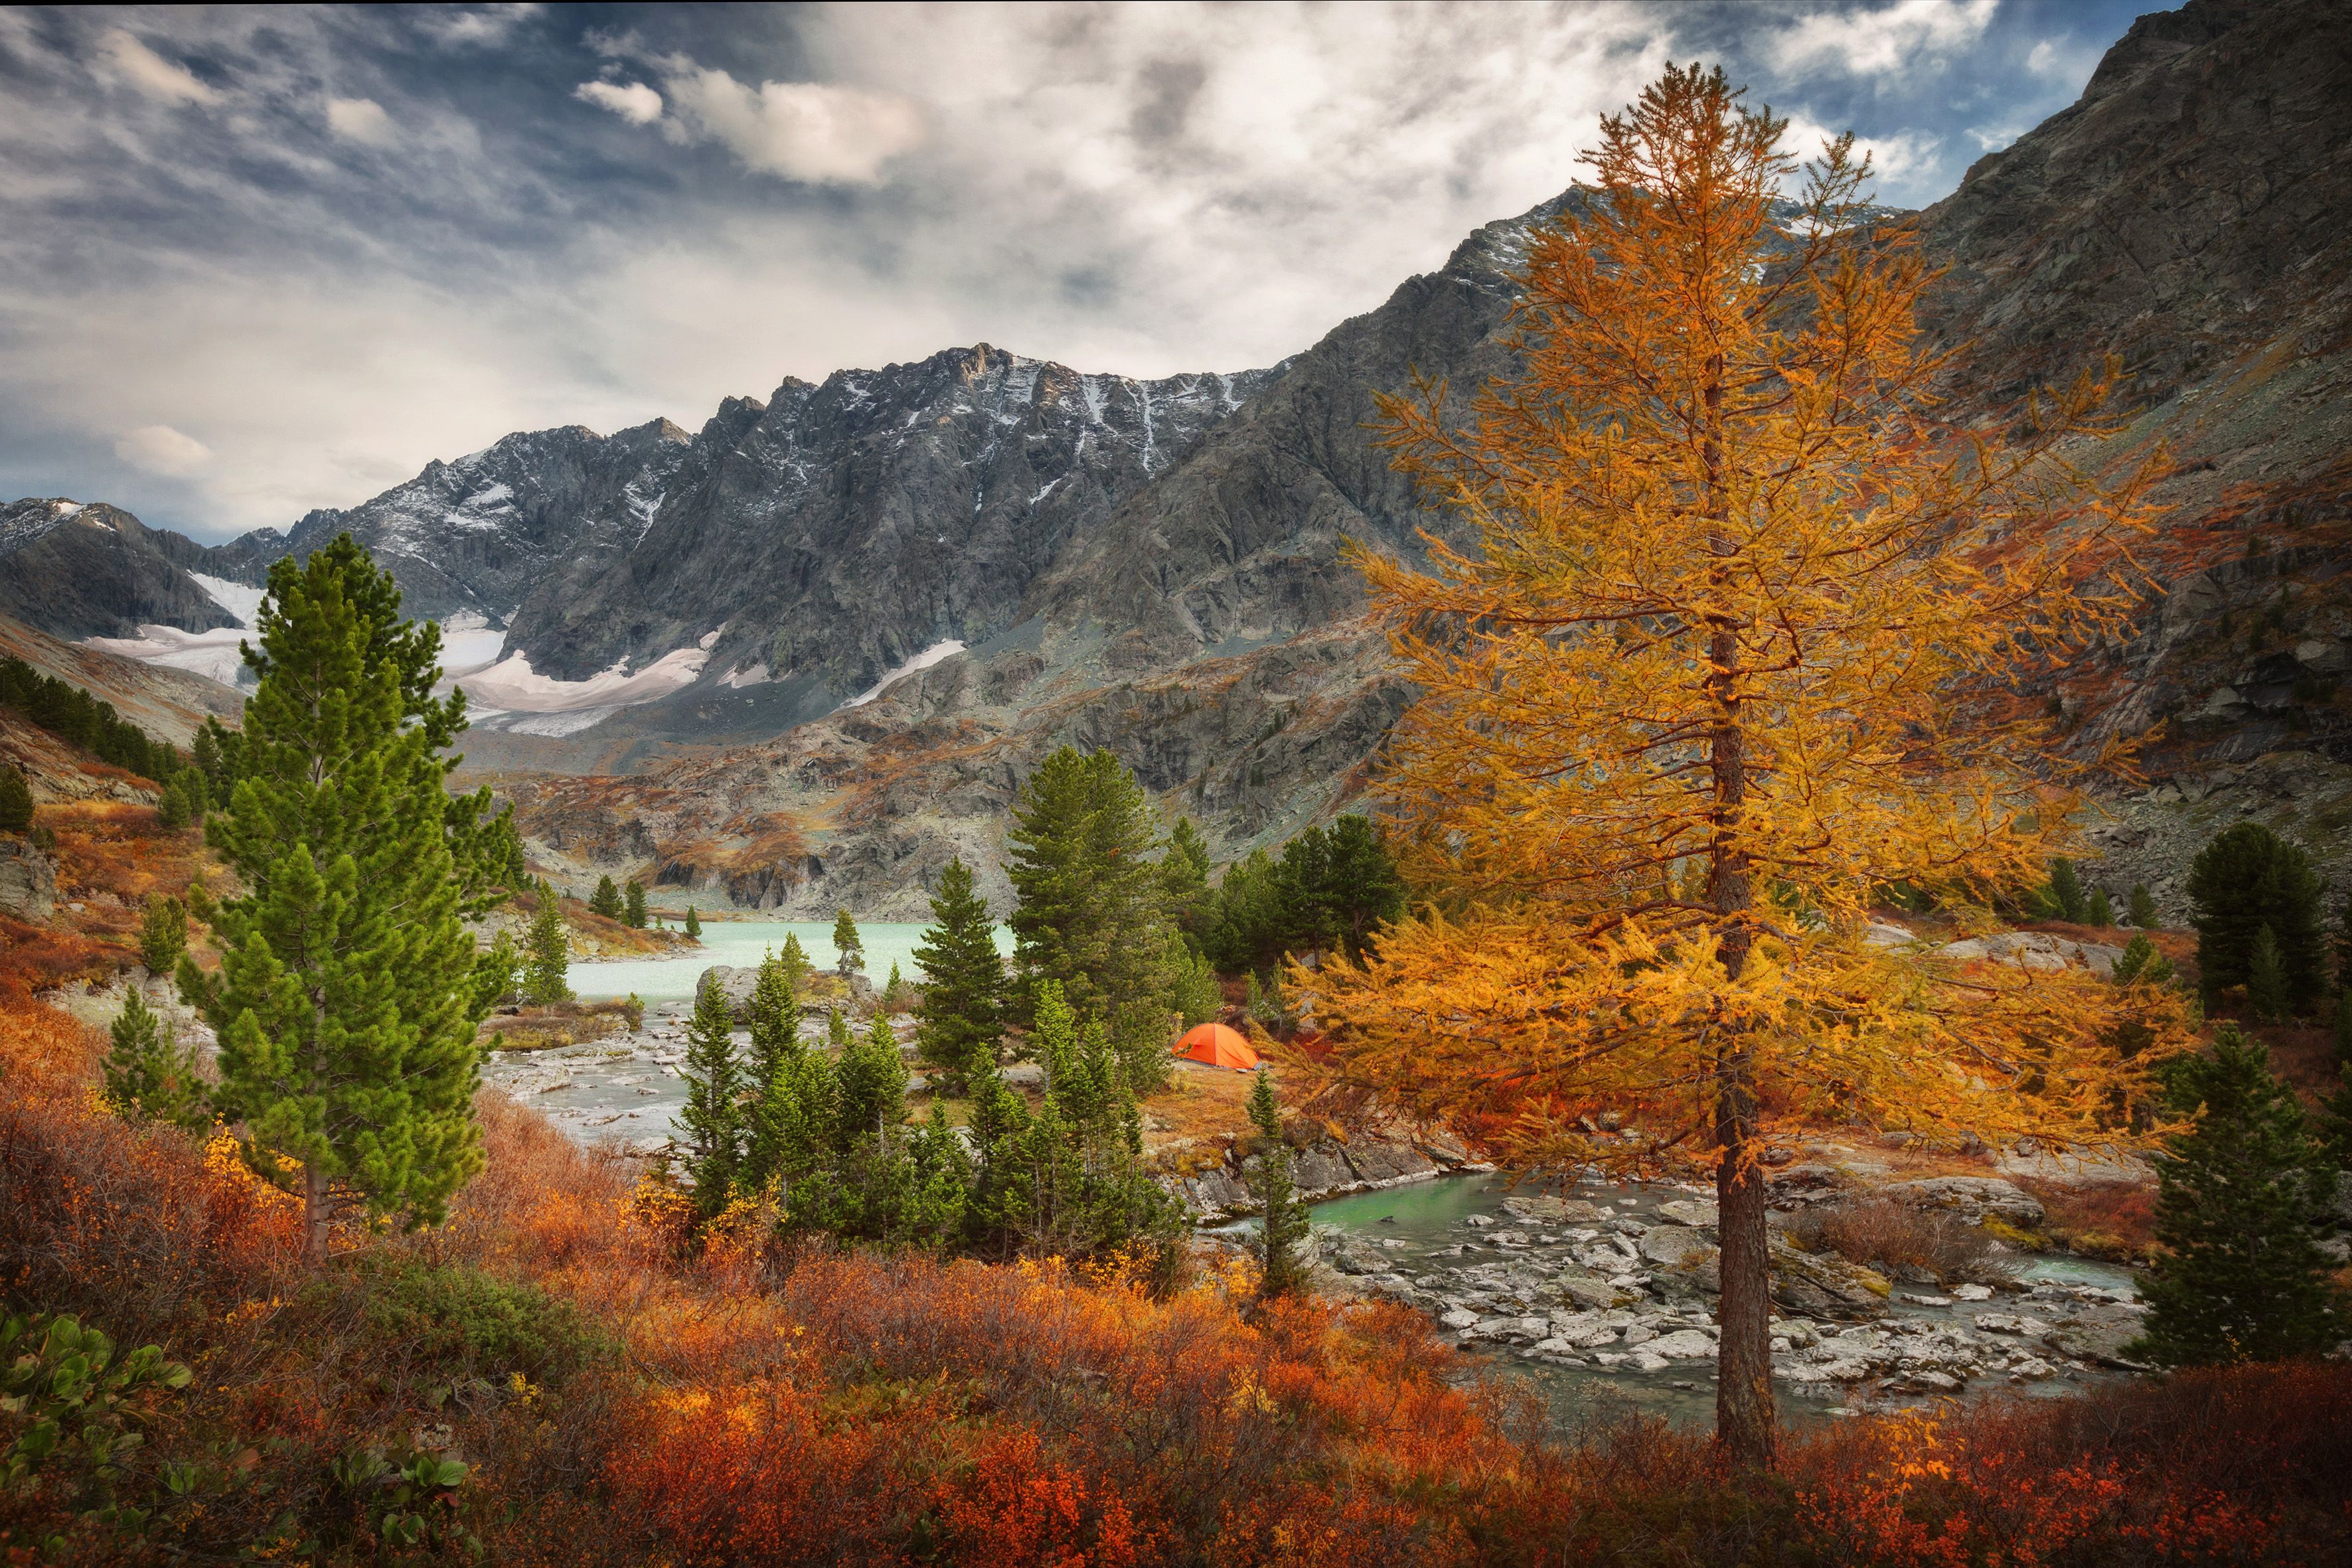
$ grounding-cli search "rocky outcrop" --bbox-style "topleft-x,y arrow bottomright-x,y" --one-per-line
0,836 -> 56,921
694,963 -> 874,1022
1166,1129 -> 1457,1219
0,500 -> 243,641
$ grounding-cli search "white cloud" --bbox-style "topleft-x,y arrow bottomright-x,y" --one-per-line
90,28 -> 219,106
418,5 -> 541,49
114,424 -> 212,476
1771,0 -> 1998,77
326,96 -> 396,145
650,62 -> 925,186
575,79 -> 663,127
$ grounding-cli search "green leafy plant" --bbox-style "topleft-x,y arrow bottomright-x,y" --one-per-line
1,1313 -> 191,1537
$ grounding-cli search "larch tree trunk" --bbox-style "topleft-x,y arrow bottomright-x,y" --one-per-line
1702,354 -> 1776,1470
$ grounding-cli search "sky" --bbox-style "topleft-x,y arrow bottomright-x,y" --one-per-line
0,0 -> 2156,543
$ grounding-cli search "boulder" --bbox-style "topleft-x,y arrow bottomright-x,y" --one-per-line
1502,1194 -> 1605,1225
1292,1145 -> 1358,1197
1638,1227 -> 1714,1267
1654,1198 -> 1719,1228
1880,1176 -> 2046,1228
0,837 -> 54,921
1644,1328 -> 1718,1360
1934,931 -> 2126,978
1345,1140 -> 1439,1186
696,963 -> 874,1022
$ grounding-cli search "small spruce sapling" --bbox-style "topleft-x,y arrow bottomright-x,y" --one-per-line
589,875 -> 622,921
1247,1069 -> 1308,1298
779,931 -> 813,989
2130,884 -> 2160,929
103,988 -> 209,1133
138,894 -> 188,977
684,905 -> 702,941
677,977 -> 745,1217
2045,858 -> 2088,923
523,886 -> 571,1005
623,879 -> 647,929
2086,889 -> 2114,929
471,929 -> 520,1016
0,766 -> 31,833
2130,1026 -> 2343,1366
832,909 -> 864,979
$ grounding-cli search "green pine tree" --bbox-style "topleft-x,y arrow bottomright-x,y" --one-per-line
2187,823 -> 2327,1012
2086,888 -> 2114,929
138,894 -> 188,977
2248,925 -> 2291,1022
471,929 -> 520,1016
155,771 -> 189,831
1320,814 -> 1408,961
832,909 -> 864,979
1005,747 -> 1174,1085
740,948 -> 805,1194
0,766 -> 30,833
177,536 -> 485,1261
1162,817 -> 1213,941
1171,945 -> 1222,1028
779,931 -> 813,989
963,1060 -> 1036,1253
623,879 -> 648,929
523,886 -> 571,1005
2130,1026 -> 2343,1367
677,976 -> 745,1218
834,1010 -> 908,1152
1247,1068 -> 1308,1298
103,988 -> 209,1133
2046,857 -> 2088,923
589,875 -> 622,921
912,858 -> 1004,1094
684,905 -> 702,941
2129,883 -> 2160,929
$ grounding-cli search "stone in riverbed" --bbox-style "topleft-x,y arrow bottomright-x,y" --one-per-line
1638,1227 -> 1714,1267
1502,1194 -> 1605,1225
1346,1141 -> 1439,1185
1645,1329 -> 1717,1360
1880,1176 -> 2045,1227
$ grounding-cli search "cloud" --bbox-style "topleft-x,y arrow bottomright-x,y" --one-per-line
418,5 -> 542,49
1770,0 -> 1999,77
90,28 -> 219,106
575,78 -> 663,127
114,425 -> 212,476
649,61 -> 925,185
326,96 -> 396,145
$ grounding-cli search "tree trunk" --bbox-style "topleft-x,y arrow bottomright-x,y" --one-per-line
303,1159 -> 331,1264
1703,353 -> 1777,1470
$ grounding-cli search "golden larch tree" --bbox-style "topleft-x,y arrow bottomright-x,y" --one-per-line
1306,66 -> 2193,1468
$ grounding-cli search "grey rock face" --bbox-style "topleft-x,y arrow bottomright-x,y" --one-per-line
0,500 -> 242,640
503,346 -> 1279,701
0,836 -> 56,921
263,419 -> 694,623
1879,1177 -> 2047,1229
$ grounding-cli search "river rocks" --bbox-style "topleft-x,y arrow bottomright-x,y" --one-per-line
1934,931 -> 2125,977
1638,1227 -> 1714,1268
1655,1198 -> 1719,1228
1879,1176 -> 2046,1228
1502,1194 -> 1605,1225
0,836 -> 54,921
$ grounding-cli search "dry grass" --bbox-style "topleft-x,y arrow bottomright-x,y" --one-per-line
480,998 -> 641,1053
2015,1178 -> 2159,1263
1788,1198 -> 2013,1285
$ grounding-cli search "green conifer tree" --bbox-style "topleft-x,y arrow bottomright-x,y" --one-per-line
1247,1069 -> 1308,1298
832,909 -> 865,979
471,929 -> 520,1016
677,977 -> 745,1217
2187,823 -> 2327,1012
684,905 -> 702,941
589,875 -> 622,921
912,858 -> 1004,1094
2087,888 -> 2114,929
779,931 -> 813,988
963,1061 -> 1035,1252
138,894 -> 188,977
1162,816 -> 1213,942
103,988 -> 209,1133
177,536 -> 485,1261
1005,747 -> 1173,1085
1320,814 -> 1408,961
2130,1027 -> 2343,1367
2046,857 -> 2088,923
155,772 -> 189,831
623,878 -> 648,929
2129,883 -> 2160,929
523,886 -> 571,1005
0,766 -> 30,834
834,1010 -> 908,1151
2248,925 -> 2291,1022
1171,946 -> 1222,1027
740,949 -> 803,1192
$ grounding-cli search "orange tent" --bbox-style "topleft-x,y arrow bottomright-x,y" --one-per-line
1172,1022 -> 1259,1071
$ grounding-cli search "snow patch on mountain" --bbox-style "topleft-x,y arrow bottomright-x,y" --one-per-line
190,573 -> 265,627
456,645 -> 710,716
841,640 -> 965,709
84,625 -> 250,686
